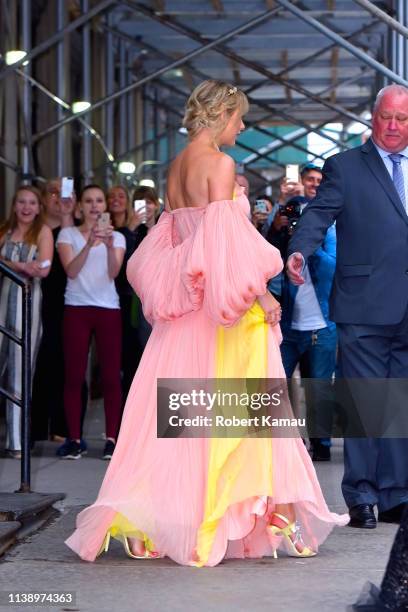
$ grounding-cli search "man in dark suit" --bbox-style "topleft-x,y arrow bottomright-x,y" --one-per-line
287,84 -> 408,528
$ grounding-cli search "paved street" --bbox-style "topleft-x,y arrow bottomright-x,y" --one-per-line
0,403 -> 398,612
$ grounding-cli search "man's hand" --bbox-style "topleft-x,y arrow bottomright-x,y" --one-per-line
286,252 -> 305,285
279,178 -> 304,203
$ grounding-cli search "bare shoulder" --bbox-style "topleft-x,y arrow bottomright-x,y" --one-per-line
214,152 -> 235,171
208,153 -> 236,201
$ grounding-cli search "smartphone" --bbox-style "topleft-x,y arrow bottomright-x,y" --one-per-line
134,199 -> 147,223
61,176 -> 74,198
97,212 -> 111,230
254,199 -> 268,214
285,164 -> 299,183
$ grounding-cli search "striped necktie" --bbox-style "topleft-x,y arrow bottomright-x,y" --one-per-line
389,153 -> 406,212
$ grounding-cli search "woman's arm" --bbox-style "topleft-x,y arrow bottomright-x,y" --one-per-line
58,228 -> 96,279
0,227 -> 54,278
0,256 -> 27,275
106,241 -> 125,279
101,228 -> 125,279
33,225 -> 54,278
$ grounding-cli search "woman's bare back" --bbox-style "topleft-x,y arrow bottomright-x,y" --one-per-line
166,141 -> 235,211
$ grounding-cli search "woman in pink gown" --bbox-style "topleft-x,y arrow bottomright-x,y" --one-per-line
66,80 -> 348,566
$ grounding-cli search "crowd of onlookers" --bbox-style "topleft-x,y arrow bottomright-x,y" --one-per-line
0,179 -> 160,460
0,164 -> 336,464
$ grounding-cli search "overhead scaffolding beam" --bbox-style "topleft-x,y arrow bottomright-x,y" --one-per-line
99,16 -> 367,173
244,19 -> 381,97
0,0 -> 116,82
102,22 -> 346,154
31,5 -> 283,142
153,77 -> 327,163
353,0 -> 408,39
101,21 -> 355,152
275,0 -> 408,88
242,70 -> 372,167
13,69 -> 114,162
122,0 -> 371,126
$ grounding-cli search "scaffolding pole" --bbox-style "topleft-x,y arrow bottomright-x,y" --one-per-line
275,0 -> 408,88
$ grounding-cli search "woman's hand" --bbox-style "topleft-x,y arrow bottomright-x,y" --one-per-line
97,225 -> 114,249
22,261 -> 43,278
128,211 -> 143,231
258,291 -> 282,326
87,223 -> 101,247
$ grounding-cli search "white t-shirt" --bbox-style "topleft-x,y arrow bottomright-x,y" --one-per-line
57,226 -> 126,309
291,264 -> 326,331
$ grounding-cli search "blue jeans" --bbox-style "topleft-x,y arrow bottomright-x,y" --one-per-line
281,326 -> 337,444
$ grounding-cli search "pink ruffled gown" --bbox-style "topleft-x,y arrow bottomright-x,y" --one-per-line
66,188 -> 348,566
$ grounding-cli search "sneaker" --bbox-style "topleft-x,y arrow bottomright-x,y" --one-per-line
102,440 -> 115,460
59,440 -> 82,460
5,449 -> 22,459
56,438 -> 87,457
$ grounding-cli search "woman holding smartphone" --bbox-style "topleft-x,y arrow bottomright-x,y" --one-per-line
57,185 -> 125,460
0,185 -> 53,457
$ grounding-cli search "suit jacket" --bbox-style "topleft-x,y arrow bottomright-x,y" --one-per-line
288,138 -> 408,325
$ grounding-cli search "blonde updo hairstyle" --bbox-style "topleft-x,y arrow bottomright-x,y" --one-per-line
182,80 -> 249,139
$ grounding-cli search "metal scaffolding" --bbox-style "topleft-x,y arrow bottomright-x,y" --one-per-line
0,0 -> 406,206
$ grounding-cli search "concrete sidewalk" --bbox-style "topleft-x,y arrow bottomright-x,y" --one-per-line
0,403 -> 398,612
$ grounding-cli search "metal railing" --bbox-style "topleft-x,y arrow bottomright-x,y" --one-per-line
0,261 -> 32,492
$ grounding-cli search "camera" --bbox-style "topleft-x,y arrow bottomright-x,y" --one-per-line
279,199 -> 302,233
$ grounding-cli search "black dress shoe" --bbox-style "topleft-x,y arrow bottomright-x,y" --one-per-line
349,504 -> 377,529
311,441 -> 331,462
378,503 -> 407,524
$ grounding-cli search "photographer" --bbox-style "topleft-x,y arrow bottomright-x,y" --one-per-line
251,195 -> 274,233
266,164 -> 337,462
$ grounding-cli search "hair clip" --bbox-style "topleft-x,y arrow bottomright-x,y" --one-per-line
227,86 -> 237,96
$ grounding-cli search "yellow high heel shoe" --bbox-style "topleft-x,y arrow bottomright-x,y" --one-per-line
267,512 -> 316,558
118,534 -> 160,560
96,531 -> 160,559
96,531 -> 111,558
